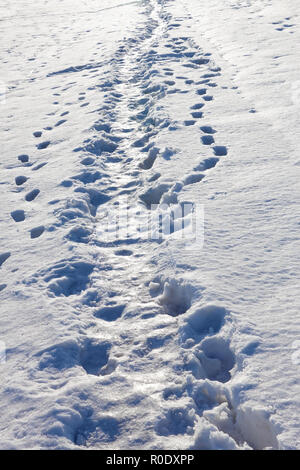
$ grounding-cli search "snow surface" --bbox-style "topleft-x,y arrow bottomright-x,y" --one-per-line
0,0 -> 299,450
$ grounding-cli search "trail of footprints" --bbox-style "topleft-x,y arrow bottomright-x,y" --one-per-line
9,152 -> 44,238
7,70 -> 76,243
155,284 -> 240,445
272,17 -> 296,34
1,1 -> 267,449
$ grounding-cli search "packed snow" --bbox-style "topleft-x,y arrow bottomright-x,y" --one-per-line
0,0 -> 299,450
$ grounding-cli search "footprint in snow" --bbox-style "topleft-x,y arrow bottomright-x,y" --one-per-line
183,173 -> 205,186
37,141 -> 50,150
11,210 -> 25,222
200,126 -> 216,134
191,112 -> 203,119
25,189 -> 40,202
191,103 -> 204,110
194,157 -> 219,171
184,120 -> 196,126
213,146 -> 228,157
32,162 -> 48,171
30,226 -> 45,239
33,131 -> 42,138
201,135 -> 215,145
94,305 -> 125,322
18,154 -> 29,163
0,252 -> 11,267
15,176 -> 28,186
54,119 -> 67,127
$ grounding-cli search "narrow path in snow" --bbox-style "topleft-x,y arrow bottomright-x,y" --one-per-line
0,0 -> 284,450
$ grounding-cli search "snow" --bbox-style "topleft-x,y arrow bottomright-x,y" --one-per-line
0,0 -> 299,450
